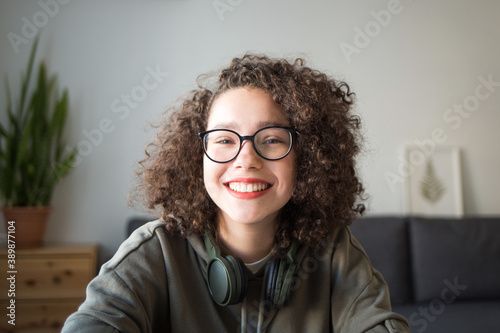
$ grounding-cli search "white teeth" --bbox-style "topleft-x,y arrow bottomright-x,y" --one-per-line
228,182 -> 270,193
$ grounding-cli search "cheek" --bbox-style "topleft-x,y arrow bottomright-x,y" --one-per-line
286,169 -> 296,197
278,154 -> 297,197
287,151 -> 297,185
203,158 -> 222,193
203,160 -> 213,189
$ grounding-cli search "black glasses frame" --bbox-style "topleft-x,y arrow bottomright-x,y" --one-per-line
198,126 -> 298,163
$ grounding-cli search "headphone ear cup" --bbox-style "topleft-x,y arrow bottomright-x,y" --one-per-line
225,255 -> 248,304
206,256 -> 237,306
265,256 -> 301,308
205,232 -> 249,306
265,259 -> 280,304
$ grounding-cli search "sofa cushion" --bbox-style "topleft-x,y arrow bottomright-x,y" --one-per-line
394,300 -> 500,333
410,217 -> 500,302
349,217 -> 411,305
126,216 -> 155,237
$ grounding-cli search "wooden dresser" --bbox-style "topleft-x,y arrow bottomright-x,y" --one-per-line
0,244 -> 98,333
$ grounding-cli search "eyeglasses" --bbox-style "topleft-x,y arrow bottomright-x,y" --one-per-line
198,126 -> 297,163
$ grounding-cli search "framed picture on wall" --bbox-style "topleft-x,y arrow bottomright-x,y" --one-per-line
403,145 -> 463,217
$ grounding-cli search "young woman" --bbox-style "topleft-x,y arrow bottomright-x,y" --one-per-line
63,55 -> 410,332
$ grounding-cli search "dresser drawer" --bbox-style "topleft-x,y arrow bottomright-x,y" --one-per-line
1,258 -> 92,299
0,299 -> 82,333
0,244 -> 97,301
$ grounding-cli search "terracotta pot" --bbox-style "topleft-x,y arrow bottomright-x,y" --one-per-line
2,206 -> 52,249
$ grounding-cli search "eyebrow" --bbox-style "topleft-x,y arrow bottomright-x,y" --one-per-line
209,120 -> 290,131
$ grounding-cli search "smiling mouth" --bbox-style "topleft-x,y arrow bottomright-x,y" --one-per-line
226,182 -> 272,193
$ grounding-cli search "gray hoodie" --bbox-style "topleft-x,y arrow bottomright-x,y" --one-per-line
62,221 -> 409,332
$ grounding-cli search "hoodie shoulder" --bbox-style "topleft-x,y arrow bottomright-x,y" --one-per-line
103,220 -> 170,269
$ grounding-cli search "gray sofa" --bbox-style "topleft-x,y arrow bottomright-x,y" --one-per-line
126,216 -> 500,332
350,216 -> 500,333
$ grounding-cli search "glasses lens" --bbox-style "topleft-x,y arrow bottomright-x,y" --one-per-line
254,127 -> 292,160
203,130 -> 240,162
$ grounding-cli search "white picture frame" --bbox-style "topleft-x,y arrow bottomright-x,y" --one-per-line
403,145 -> 464,217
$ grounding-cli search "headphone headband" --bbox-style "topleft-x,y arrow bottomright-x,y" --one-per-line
204,232 -> 221,258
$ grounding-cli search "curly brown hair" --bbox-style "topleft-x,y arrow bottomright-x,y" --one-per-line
134,54 -> 365,254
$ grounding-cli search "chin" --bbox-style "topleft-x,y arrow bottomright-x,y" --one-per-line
228,210 -> 278,226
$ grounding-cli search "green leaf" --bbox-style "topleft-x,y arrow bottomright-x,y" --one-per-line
50,89 -> 68,161
2,75 -> 13,137
0,121 -> 7,138
19,36 -> 39,116
50,150 -> 76,187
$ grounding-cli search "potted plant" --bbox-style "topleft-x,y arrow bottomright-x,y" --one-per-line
0,37 -> 76,248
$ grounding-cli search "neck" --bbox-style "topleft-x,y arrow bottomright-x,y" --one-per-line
217,213 -> 278,263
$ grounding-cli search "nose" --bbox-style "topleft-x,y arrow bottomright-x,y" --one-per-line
233,140 -> 262,169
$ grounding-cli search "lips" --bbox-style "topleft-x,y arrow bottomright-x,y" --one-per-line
224,178 -> 273,199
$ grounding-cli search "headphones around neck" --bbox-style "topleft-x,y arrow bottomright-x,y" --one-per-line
204,232 -> 301,308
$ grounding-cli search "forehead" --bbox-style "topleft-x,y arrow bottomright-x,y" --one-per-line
207,87 -> 289,131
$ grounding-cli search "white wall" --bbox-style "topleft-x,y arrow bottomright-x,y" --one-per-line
1,0 -> 499,263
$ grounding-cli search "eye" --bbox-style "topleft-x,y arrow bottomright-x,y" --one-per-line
264,138 -> 282,144
261,136 -> 286,145
213,136 -> 236,145
215,139 -> 232,144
